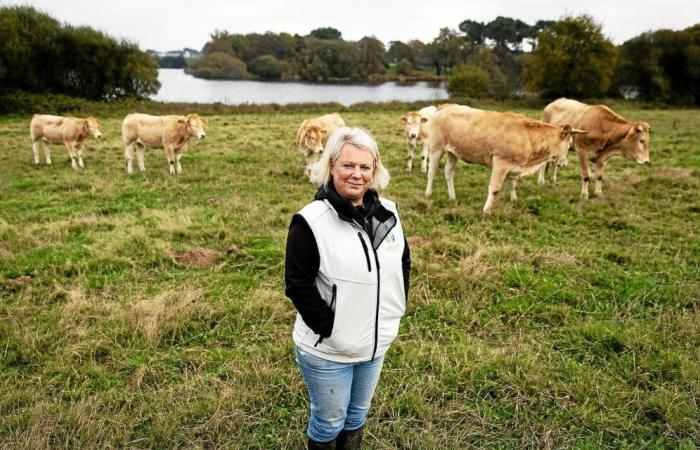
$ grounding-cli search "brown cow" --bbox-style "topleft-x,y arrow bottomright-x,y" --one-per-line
296,113 -> 345,174
540,98 -> 651,199
425,104 -> 586,214
400,105 -> 437,173
122,113 -> 207,175
30,115 -> 102,169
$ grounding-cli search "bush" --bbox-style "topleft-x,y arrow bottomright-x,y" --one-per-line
396,58 -> 414,76
186,52 -> 251,79
447,64 -> 493,98
248,54 -> 287,79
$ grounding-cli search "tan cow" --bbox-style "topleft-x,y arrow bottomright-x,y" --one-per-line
296,113 -> 345,174
30,115 -> 102,169
122,113 -> 207,175
425,104 -> 586,214
400,105 -> 437,173
540,98 -> 651,199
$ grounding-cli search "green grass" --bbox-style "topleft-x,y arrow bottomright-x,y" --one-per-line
0,103 -> 698,449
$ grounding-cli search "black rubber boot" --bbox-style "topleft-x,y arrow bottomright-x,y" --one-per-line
307,437 -> 336,449
336,427 -> 363,450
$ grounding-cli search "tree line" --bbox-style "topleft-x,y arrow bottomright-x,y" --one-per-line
190,16 -> 700,105
0,6 -> 159,101
1,5 -> 698,105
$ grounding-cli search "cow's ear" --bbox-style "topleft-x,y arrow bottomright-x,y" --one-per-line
82,120 -> 90,132
560,124 -> 572,139
420,116 -> 429,124
202,118 -> 208,125
399,116 -> 407,124
635,124 -> 644,133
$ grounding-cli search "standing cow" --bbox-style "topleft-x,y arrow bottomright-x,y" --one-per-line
122,113 -> 207,175
400,105 -> 437,173
30,115 -> 103,169
425,104 -> 585,214
540,98 -> 651,199
295,113 -> 345,175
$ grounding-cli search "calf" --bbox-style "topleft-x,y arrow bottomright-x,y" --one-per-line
122,113 -> 207,175
541,98 -> 651,199
296,113 -> 345,175
30,115 -> 102,169
399,105 -> 437,172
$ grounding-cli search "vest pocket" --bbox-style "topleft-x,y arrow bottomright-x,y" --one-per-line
357,232 -> 372,272
314,284 -> 337,347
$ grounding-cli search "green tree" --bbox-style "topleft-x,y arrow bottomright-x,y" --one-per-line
358,36 -> 386,76
522,15 -> 617,98
387,41 -> 414,66
310,27 -> 342,40
447,64 -> 492,98
248,54 -> 287,79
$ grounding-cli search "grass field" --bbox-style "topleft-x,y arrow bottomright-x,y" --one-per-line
0,103 -> 698,449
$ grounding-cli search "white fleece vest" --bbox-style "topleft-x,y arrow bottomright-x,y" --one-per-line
293,197 -> 407,363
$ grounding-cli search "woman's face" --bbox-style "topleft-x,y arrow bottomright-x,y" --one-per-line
330,144 -> 374,206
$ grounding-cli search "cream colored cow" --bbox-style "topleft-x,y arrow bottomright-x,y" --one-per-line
122,113 -> 207,175
400,105 -> 437,173
30,115 -> 102,169
425,104 -> 586,214
296,113 -> 345,174
539,98 -> 651,199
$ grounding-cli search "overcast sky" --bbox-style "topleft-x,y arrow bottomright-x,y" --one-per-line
4,0 -> 699,51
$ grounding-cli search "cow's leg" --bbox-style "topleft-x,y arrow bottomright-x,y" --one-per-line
32,140 -> 41,164
165,145 -> 176,175
445,152 -> 459,200
66,143 -> 78,170
175,150 -> 183,174
550,164 -> 559,184
537,163 -> 547,186
124,142 -> 134,174
594,159 -> 608,197
406,142 -> 414,172
44,142 -> 52,165
420,140 -> 430,174
136,144 -> 146,172
77,143 -> 85,168
579,152 -> 591,200
483,161 -> 510,214
509,177 -> 518,201
424,146 -> 443,198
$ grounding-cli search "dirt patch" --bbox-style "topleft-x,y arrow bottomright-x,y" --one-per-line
407,236 -> 429,247
169,248 -> 224,268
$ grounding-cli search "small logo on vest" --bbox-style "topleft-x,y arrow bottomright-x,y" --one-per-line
383,232 -> 400,251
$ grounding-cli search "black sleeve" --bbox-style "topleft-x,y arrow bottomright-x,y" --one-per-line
402,236 -> 411,305
284,214 -> 334,338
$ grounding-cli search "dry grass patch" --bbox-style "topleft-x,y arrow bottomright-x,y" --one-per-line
169,248 -> 224,268
126,287 -> 210,346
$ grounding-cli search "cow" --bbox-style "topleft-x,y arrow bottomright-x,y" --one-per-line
122,113 -> 207,175
295,113 -> 345,174
424,104 -> 586,214
400,105 -> 437,173
30,115 -> 102,169
540,98 -> 651,199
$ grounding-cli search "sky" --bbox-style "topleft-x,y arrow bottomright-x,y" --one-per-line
3,0 -> 699,51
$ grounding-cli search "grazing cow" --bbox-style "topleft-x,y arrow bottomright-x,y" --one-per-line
122,113 -> 207,175
425,104 -> 586,214
400,105 -> 437,172
540,98 -> 651,199
30,115 -> 102,169
296,113 -> 345,173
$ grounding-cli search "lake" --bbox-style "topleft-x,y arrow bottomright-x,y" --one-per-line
151,68 -> 449,106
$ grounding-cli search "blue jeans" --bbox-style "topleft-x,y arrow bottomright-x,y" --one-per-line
296,346 -> 385,443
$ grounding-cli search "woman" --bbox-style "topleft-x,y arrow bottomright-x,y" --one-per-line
285,127 -> 411,449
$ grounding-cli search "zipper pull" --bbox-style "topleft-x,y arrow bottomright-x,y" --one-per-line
314,336 -> 324,347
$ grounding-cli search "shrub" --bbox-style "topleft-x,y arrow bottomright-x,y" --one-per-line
447,64 -> 493,98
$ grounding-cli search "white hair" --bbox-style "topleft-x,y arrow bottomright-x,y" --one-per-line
308,127 -> 390,189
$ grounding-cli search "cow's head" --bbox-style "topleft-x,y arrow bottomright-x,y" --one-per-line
301,125 -> 325,155
554,124 -> 587,165
622,121 -> 650,164
400,112 -> 428,145
183,114 -> 207,139
83,117 -> 102,138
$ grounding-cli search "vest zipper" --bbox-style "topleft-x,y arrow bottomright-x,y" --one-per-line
371,247 -> 381,362
314,284 -> 337,347
357,232 -> 372,272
